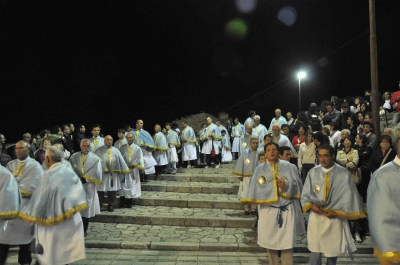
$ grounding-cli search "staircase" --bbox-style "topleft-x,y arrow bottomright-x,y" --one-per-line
86,162 -> 374,255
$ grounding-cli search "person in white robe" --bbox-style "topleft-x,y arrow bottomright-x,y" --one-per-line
231,118 -> 245,160
114,128 -> 128,150
286,112 -> 294,126
239,124 -> 259,154
119,133 -> 144,208
89,124 -> 104,152
181,120 -> 198,168
69,139 -> 102,237
234,137 -> 259,215
153,124 -> 169,176
221,130 -> 232,163
0,165 -> 22,265
253,115 -> 268,144
271,124 -> 297,155
19,146 -> 87,265
301,145 -> 366,265
258,134 -> 272,154
200,116 -> 222,168
1,141 -> 43,265
268,109 -> 288,133
165,123 -> 180,173
130,119 -> 157,182
95,135 -> 130,212
367,128 -> 400,265
241,142 -> 305,265
244,110 -> 256,126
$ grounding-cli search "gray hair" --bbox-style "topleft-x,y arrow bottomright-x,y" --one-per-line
253,115 -> 260,120
392,124 -> 400,153
341,129 -> 350,135
16,140 -> 31,151
53,143 -> 64,152
80,138 -> 91,145
46,146 -> 63,163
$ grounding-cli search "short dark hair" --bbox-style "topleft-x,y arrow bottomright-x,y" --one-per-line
329,122 -> 340,131
317,144 -> 335,156
322,116 -> 332,125
221,130 -> 226,133
365,112 -> 372,118
92,124 -> 100,130
341,102 -> 349,109
264,134 -> 273,140
357,134 -> 368,145
363,121 -> 374,129
281,124 -> 290,130
326,102 -> 334,108
279,146 -> 291,155
264,142 -> 279,153
118,128 -> 125,134
379,135 -> 392,146
247,110 -> 255,117
181,120 -> 187,124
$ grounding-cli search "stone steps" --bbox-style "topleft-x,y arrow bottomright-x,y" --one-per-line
93,206 -> 256,228
176,167 -> 235,174
146,174 -> 238,183
82,222 -> 374,255
108,191 -> 243,210
141,181 -> 239,194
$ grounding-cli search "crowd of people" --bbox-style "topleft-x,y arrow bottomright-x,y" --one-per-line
0,89 -> 400,265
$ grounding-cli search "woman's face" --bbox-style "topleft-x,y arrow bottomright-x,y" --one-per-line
355,98 -> 359,105
43,140 -> 51,148
355,135 -> 362,146
361,104 -> 366,111
347,117 -> 353,125
298,127 -> 305,135
307,134 -> 313,143
341,132 -> 349,139
358,114 -> 364,121
343,138 -> 351,148
380,139 -> 390,151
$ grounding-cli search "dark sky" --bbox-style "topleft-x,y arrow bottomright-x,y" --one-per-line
1,0 -> 400,142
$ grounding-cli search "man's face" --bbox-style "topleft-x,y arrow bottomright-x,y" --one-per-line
281,126 -> 289,135
358,114 -> 364,121
279,150 -> 291,162
104,136 -> 113,148
126,134 -> 134,145
275,110 -> 281,118
23,134 -> 31,142
286,113 -> 292,120
342,107 -> 349,113
384,129 -> 392,136
272,126 -> 280,136
80,125 -> 86,133
69,124 -> 75,132
43,140 -> 51,149
80,141 -> 90,154
136,120 -> 144,130
234,119 -> 239,125
92,127 -> 100,137
365,115 -> 371,122
118,132 -> 125,140
181,122 -> 187,128
254,118 -> 260,126
154,125 -> 161,133
246,125 -> 253,135
259,156 -> 266,163
206,117 -> 212,125
341,132 -> 349,139
15,142 -> 29,160
265,144 -> 279,163
326,105 -> 333,113
221,132 -> 226,137
363,124 -> 372,133
0,134 -> 6,144
317,148 -> 335,168
166,124 -> 171,130
250,139 -> 258,151
63,126 -> 70,134
313,138 -> 321,146
264,137 -> 272,144
216,121 -> 221,126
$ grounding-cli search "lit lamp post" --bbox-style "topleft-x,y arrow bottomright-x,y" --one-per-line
297,71 -> 306,112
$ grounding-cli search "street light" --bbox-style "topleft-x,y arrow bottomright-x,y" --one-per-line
297,71 -> 306,112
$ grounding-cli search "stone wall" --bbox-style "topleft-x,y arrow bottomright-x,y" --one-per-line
171,112 -> 230,135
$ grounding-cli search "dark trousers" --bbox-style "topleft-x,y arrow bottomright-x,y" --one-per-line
301,164 -> 315,183
98,191 -> 116,206
232,152 -> 238,159
82,217 -> 89,233
183,160 -> 196,167
155,165 -> 166,175
206,154 -> 220,167
0,243 -> 31,265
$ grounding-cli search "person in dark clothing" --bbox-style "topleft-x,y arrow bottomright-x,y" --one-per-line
369,135 -> 397,174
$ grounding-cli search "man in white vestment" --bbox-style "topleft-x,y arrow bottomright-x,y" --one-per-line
271,124 -> 296,155
301,145 -> 366,265
239,124 -> 259,154
95,135 -> 130,212
114,128 -> 128,150
19,146 -> 87,265
69,139 -> 102,237
241,142 -> 305,265
1,141 -> 43,265
200,117 -> 222,168
165,123 -> 180,174
89,124 -> 104,153
244,110 -> 256,126
130,119 -> 157,182
268,109 -> 288,133
119,133 -> 144,208
220,130 -> 232,163
153,124 -> 169,176
181,120 -> 198,168
231,118 -> 245,160
253,115 -> 268,144
0,164 -> 22,265
42,143 -> 73,171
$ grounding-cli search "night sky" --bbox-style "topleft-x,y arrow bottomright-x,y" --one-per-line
1,0 -> 400,143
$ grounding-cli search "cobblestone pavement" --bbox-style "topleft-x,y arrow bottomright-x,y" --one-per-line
6,248 -> 380,265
